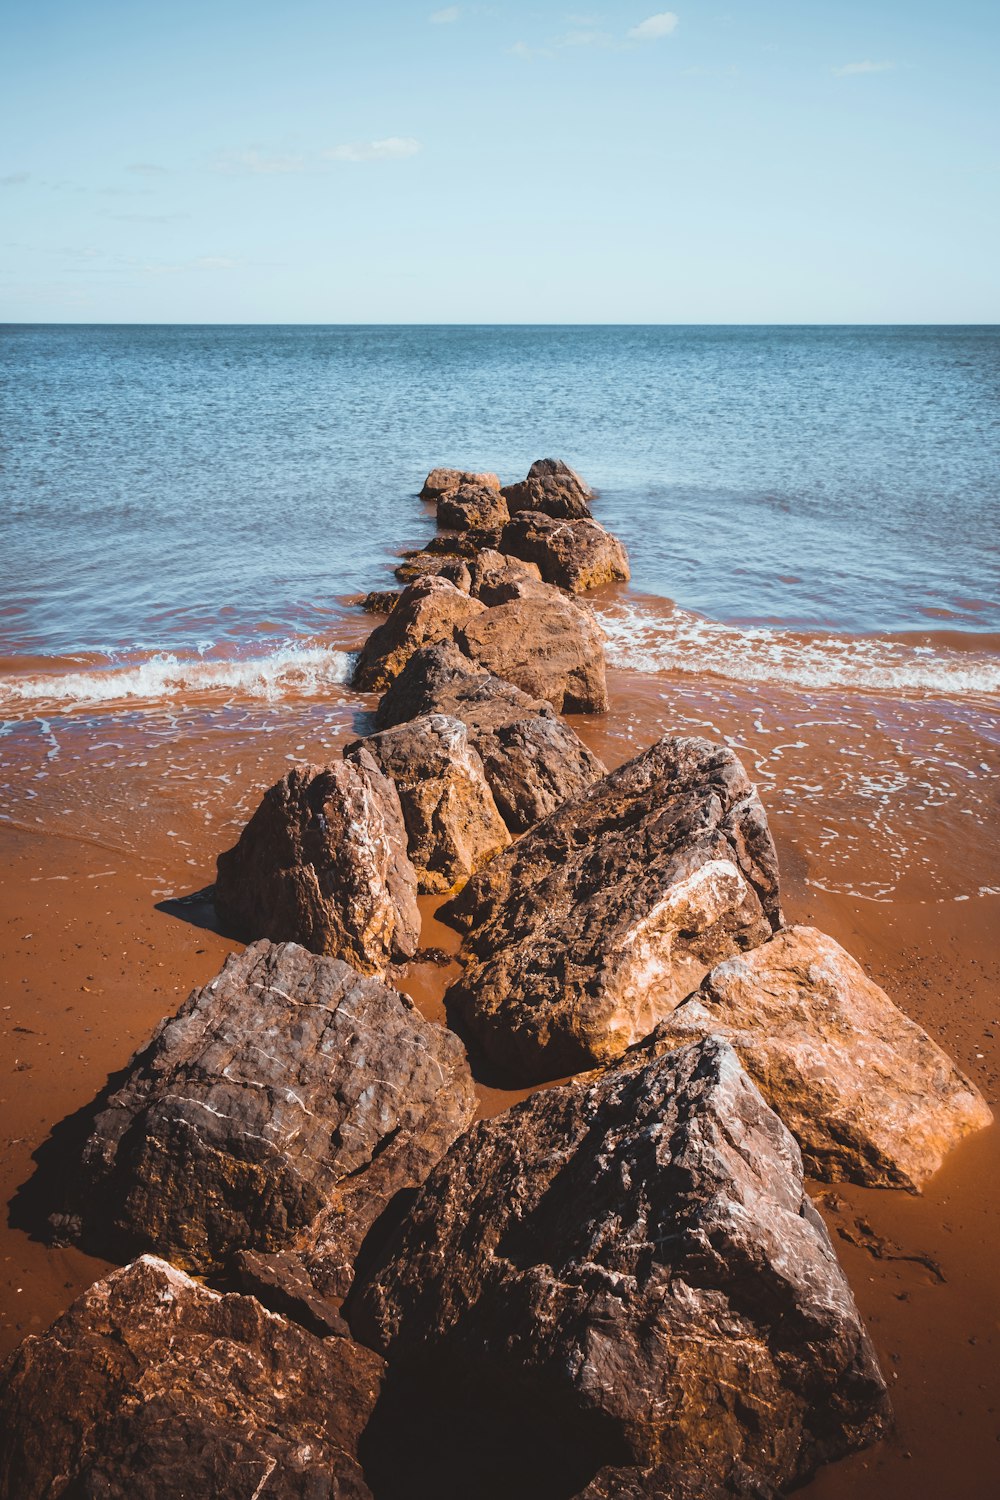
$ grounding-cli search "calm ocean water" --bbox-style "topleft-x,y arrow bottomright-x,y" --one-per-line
1,324 -> 999,709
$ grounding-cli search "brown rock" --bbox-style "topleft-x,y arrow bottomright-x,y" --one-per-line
394,550 -> 465,584
437,483 -> 510,533
353,575 -> 485,692
502,511 -> 630,592
361,588 -> 400,614
346,714 -> 510,894
643,925 -> 994,1191
442,734 -> 782,1082
0,1256 -> 382,1500
456,593 -> 609,714
54,941 -> 476,1288
351,1037 -> 889,1500
502,457 -> 594,520
375,640 -> 605,832
465,548 -> 544,601
419,466 -> 501,500
215,753 -> 419,970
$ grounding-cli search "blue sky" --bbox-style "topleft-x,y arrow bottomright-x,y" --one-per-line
2,1 -> 997,321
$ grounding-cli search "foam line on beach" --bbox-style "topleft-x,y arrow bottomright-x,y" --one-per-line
595,600 -> 1000,699
0,644 -> 355,712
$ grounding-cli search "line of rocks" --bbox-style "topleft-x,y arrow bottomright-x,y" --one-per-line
2,459 -> 992,1500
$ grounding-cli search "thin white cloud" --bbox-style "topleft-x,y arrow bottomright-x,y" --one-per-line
833,60 -> 896,76
323,137 -> 421,163
0,172 -> 29,186
215,150 -> 306,174
627,12 -> 679,42
429,5 -> 460,21
196,257 -> 238,270
127,162 -> 168,176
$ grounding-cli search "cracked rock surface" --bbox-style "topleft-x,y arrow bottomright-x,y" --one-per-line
353,575 -> 486,693
501,511 -> 630,593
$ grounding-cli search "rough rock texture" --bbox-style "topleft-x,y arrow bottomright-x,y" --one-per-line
361,588 -> 400,615
353,575 -> 485,692
437,482 -> 510,534
56,942 -> 476,1284
643,925 -> 994,1192
375,640 -> 606,832
456,593 -> 609,714
502,511 -> 630,593
352,1038 -> 889,1500
442,735 -> 782,1082
0,1256 -> 382,1500
419,466 -> 501,500
465,549 -> 545,603
394,550 -> 465,584
215,753 -> 420,970
346,714 -> 510,894
574,1462 -> 776,1499
503,457 -> 594,520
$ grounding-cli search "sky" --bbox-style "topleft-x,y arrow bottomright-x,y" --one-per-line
1,1 -> 997,322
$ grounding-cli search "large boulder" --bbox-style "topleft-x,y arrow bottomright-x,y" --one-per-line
215,752 -> 420,970
53,942 -> 476,1292
502,511 -> 630,593
456,593 -> 609,714
442,735 -> 782,1082
465,549 -> 545,604
437,482 -> 510,534
420,466 -> 501,500
351,1037 -> 889,1500
346,714 -> 510,894
643,925 -> 994,1192
0,1256 -> 383,1500
353,575 -> 485,692
502,457 -> 594,520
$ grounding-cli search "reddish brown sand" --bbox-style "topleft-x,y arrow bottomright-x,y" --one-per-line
1,658 -> 997,1497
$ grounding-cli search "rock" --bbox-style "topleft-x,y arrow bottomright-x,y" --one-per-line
465,549 -> 544,602
456,593 -> 609,715
502,511 -> 630,593
353,575 -> 486,692
502,457 -> 594,520
437,483 -> 510,534
0,1256 -> 382,1500
420,466 -> 501,500
442,735 -> 782,1082
215,753 -> 420,970
54,941 -> 476,1288
642,925 -> 994,1191
394,550 -> 466,585
351,1037 -> 889,1500
574,1461 -> 776,1499
361,588 -> 400,614
346,714 -> 510,894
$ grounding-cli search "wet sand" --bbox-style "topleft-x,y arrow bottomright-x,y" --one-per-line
1,658 -> 998,1496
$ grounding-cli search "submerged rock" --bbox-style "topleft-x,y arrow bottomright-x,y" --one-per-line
502,511 -> 630,592
346,714 -> 510,894
55,941 -> 476,1285
215,753 -> 419,970
442,735 -> 782,1082
456,592 -> 609,714
352,1037 -> 889,1500
375,639 -> 605,832
353,575 -> 485,692
419,466 -> 501,500
0,1255 -> 383,1500
643,925 -> 994,1191
502,457 -> 594,520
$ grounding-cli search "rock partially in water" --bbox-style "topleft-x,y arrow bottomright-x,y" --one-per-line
465,549 -> 544,603
437,482 -> 510,534
0,1255 -> 383,1500
419,466 -> 501,500
215,753 -> 419,970
351,1038 -> 889,1500
442,735 -> 782,1082
353,575 -> 485,692
502,511 -> 630,592
346,713 -> 510,894
503,457 -> 594,520
456,592 -> 609,714
375,639 -> 605,833
644,924 -> 994,1191
56,941 -> 476,1284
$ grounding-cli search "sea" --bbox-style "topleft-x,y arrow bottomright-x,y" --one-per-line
1,324 -> 999,708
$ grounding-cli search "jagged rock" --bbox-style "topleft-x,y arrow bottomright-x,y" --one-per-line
374,640 -> 605,832
437,483 -> 510,533
442,735 -> 782,1082
346,714 -> 510,894
642,925 -> 994,1192
361,588 -> 400,614
465,549 -> 545,603
351,1038 -> 889,1500
353,575 -> 485,692
502,457 -> 594,520
419,466 -> 501,500
0,1256 -> 382,1500
456,593 -> 609,714
574,1461 -> 776,1499
215,753 -> 419,970
394,550 -> 465,584
502,511 -> 630,593
53,942 -> 476,1285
